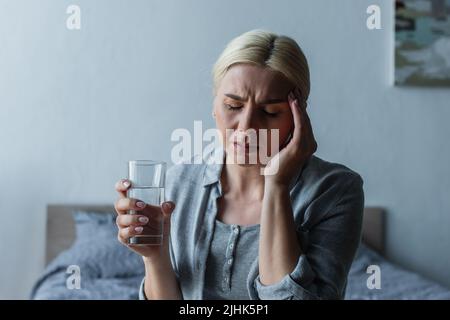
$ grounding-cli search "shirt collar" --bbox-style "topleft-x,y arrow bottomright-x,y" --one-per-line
202,146 -> 225,187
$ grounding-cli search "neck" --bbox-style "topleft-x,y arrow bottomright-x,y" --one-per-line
221,161 -> 265,201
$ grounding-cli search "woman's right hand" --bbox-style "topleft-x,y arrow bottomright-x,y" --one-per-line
114,178 -> 176,259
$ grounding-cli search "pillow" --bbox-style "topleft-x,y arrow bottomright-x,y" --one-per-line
30,210 -> 145,299
349,242 -> 383,275
68,210 -> 145,278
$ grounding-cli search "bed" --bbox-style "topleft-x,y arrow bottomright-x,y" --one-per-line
30,205 -> 450,300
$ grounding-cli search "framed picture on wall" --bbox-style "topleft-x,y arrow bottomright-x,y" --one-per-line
395,0 -> 450,86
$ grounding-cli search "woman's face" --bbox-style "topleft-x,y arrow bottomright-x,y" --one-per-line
213,63 -> 295,165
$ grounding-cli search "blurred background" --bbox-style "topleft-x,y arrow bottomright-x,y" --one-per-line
1,0 -> 449,299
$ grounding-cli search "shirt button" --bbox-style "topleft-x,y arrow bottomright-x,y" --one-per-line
224,276 -> 228,282
233,227 -> 239,234
228,258 -> 233,265
229,243 -> 234,249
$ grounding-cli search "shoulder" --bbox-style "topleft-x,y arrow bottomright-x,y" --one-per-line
165,147 -> 224,192
292,156 -> 364,227
166,155 -> 205,184
165,153 -> 207,195
300,155 -> 363,195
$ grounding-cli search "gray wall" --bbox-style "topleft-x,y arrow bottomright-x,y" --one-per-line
0,0 -> 449,299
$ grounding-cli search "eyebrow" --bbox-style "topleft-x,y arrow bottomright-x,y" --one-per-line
224,93 -> 286,105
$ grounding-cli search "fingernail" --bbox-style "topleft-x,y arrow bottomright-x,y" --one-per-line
136,201 -> 146,208
163,202 -> 173,211
123,180 -> 130,188
134,226 -> 143,233
138,216 -> 149,224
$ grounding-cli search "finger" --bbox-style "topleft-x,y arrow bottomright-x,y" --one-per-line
116,214 -> 149,228
303,111 -> 318,153
301,108 -> 314,138
294,87 -> 303,106
114,197 -> 147,215
295,97 -> 314,139
118,225 -> 145,243
118,225 -> 159,244
115,179 -> 131,198
288,92 -> 303,145
293,94 -> 317,155
161,201 -> 176,218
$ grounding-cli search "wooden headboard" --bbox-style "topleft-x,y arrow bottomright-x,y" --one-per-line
45,205 -> 385,265
361,207 -> 385,254
46,204 -> 114,265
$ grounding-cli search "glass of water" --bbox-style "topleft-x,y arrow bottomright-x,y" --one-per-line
127,160 -> 166,246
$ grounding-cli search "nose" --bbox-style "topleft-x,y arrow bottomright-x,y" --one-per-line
235,105 -> 259,145
237,105 -> 257,132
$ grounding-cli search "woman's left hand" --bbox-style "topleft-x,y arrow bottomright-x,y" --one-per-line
263,87 -> 317,186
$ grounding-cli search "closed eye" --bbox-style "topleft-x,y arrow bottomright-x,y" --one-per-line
224,104 -> 243,111
224,104 -> 279,117
262,110 -> 279,117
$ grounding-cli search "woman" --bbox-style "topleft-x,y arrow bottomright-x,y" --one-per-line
114,30 -> 364,300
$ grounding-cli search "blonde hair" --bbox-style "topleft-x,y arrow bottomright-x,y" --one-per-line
212,29 -> 310,107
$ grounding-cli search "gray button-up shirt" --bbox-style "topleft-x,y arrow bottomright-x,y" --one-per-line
139,146 -> 364,300
203,219 -> 260,300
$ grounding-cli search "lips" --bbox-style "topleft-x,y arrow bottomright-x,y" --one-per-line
233,141 -> 258,150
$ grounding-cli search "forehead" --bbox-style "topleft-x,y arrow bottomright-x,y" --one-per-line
219,64 -> 292,96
